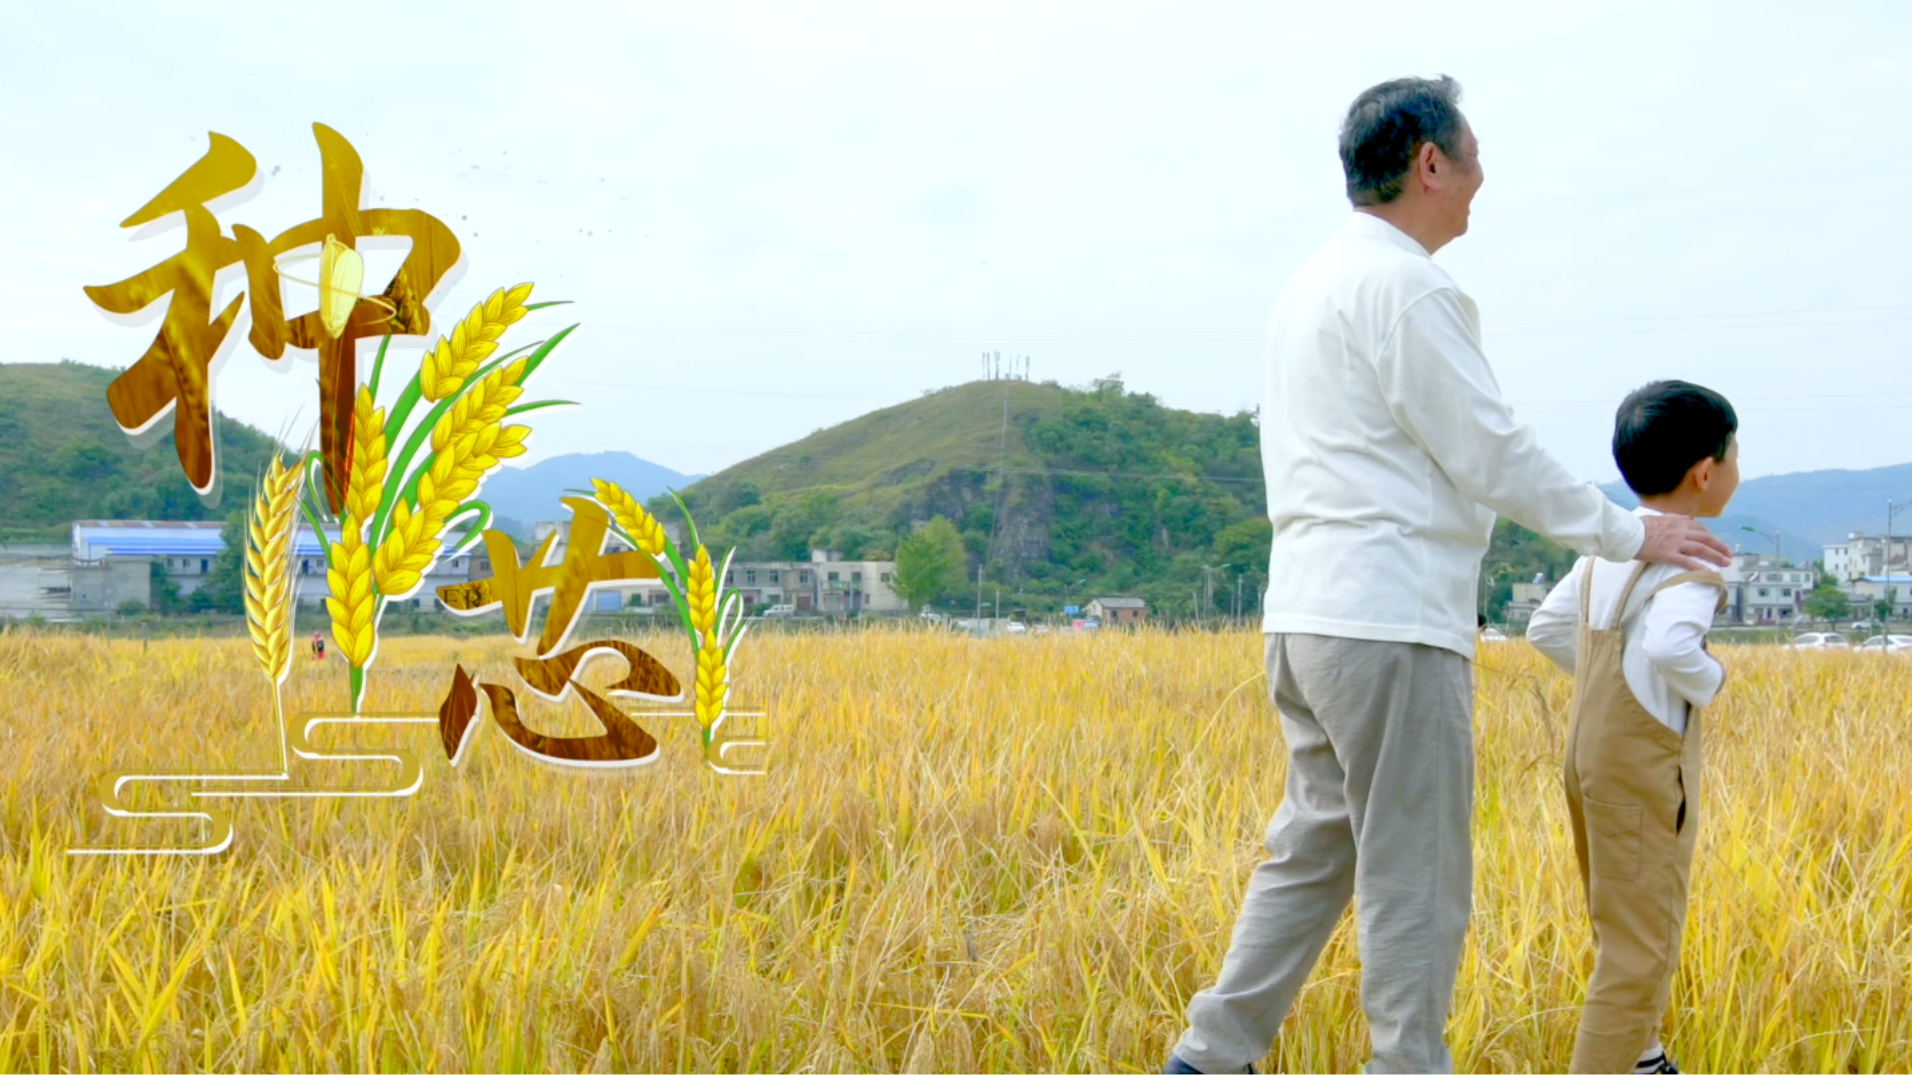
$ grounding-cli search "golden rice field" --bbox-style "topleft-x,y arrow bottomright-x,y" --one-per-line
2,625 -> 1909,1073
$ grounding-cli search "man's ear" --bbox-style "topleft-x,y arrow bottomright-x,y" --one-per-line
1418,140 -> 1442,188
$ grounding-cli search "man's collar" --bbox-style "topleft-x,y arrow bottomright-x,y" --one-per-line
1346,210 -> 1433,257
1634,505 -> 1663,518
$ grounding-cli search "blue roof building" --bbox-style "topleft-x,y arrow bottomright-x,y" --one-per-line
72,520 -> 342,562
67,520 -> 475,610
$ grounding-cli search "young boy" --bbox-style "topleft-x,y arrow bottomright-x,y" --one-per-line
1526,380 -> 1740,1075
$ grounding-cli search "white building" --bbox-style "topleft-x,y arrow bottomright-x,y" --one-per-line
529,520 -> 904,616
1823,534 -> 1912,584
1850,575 -> 1912,619
723,551 -> 906,615
1504,579 -> 1554,628
1722,552 -> 1814,626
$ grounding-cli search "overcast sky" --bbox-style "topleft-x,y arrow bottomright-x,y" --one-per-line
6,2 -> 1911,494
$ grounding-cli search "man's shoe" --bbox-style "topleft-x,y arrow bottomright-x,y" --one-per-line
1162,1054 -> 1256,1075
1634,1050 -> 1680,1074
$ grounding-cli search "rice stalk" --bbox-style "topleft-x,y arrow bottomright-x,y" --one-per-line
19,631 -> 1911,1073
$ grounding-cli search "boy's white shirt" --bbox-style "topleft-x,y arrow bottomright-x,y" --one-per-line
1526,507 -> 1727,735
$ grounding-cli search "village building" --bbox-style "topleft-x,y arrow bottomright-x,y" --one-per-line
1086,596 -> 1148,625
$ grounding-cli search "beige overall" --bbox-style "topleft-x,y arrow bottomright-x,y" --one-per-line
1563,563 -> 1727,1074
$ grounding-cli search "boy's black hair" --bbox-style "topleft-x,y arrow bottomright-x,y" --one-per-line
1612,380 -> 1738,497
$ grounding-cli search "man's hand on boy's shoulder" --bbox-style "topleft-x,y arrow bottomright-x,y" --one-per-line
1638,513 -> 1733,570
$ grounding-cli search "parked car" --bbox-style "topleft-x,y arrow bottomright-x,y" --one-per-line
1857,634 -> 1912,654
1479,626 -> 1508,643
1850,619 -> 1877,631
1004,621 -> 1027,634
1790,632 -> 1852,650
760,604 -> 795,618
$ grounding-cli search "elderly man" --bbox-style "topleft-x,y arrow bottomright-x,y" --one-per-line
1163,76 -> 1732,1075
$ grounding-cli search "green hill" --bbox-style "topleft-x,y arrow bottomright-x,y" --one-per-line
0,362 -> 283,541
656,376 -> 1269,617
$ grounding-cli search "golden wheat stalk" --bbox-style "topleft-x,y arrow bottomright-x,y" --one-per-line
591,478 -> 669,556
429,358 -> 527,454
323,385 -> 388,671
325,522 -> 375,668
242,454 -> 301,685
344,386 -> 388,526
695,626 -> 728,731
373,360 -> 531,598
687,545 -> 717,636
418,284 -> 534,402
687,546 -> 727,730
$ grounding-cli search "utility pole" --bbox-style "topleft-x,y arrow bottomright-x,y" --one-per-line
976,564 -> 984,625
1888,500 -> 1912,618
1236,573 -> 1244,624
1889,499 -> 1912,576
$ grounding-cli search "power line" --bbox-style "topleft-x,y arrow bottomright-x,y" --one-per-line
577,302 -> 1912,344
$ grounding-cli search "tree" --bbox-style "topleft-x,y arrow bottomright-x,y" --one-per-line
893,516 -> 966,611
1804,581 -> 1850,627
197,509 -> 248,614
766,491 -> 841,561
147,560 -> 182,615
1480,519 -> 1575,622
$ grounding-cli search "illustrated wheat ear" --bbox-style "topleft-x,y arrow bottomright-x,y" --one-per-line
327,386 -> 384,679
419,284 -> 534,401
243,452 -> 301,772
373,359 -> 530,600
591,478 -> 668,556
688,545 -> 728,737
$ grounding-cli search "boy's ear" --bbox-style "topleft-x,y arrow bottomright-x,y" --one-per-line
1689,456 -> 1715,491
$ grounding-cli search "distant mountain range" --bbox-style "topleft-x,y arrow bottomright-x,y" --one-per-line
1600,462 -> 1912,564
500,437 -> 1912,570
6,360 -> 1907,574
482,452 -> 700,530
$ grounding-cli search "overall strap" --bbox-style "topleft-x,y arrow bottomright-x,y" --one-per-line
1578,560 -> 1597,628
1606,561 -> 1653,631
1647,570 -> 1731,614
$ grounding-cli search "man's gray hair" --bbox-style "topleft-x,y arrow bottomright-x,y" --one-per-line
1338,76 -> 1466,207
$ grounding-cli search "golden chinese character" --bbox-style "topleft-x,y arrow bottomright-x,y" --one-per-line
434,497 -> 676,767
437,497 -> 662,657
87,124 -> 462,513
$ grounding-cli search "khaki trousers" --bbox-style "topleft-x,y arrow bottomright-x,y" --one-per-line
1174,634 -> 1475,1075
1564,565 -> 1722,1073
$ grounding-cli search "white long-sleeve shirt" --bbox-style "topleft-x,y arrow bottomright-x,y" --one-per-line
1525,508 -> 1727,735
1259,212 -> 1647,658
